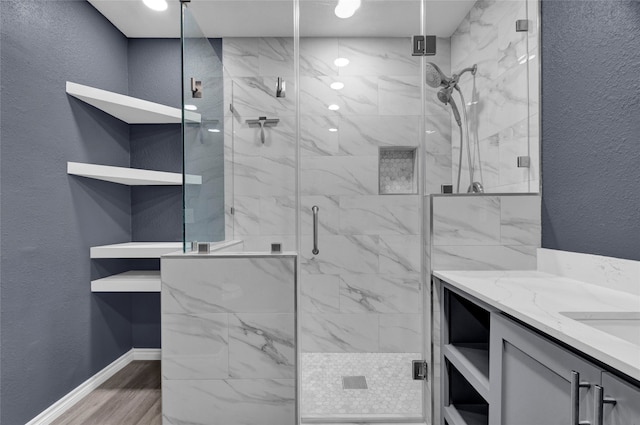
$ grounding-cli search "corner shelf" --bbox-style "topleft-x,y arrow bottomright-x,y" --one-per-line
90,242 -> 183,259
91,270 -> 160,292
67,162 -> 202,186
66,81 -> 201,124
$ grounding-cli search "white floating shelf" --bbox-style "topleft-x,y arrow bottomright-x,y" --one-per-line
68,162 -> 202,186
90,242 -> 183,259
91,270 -> 161,292
66,81 -> 201,124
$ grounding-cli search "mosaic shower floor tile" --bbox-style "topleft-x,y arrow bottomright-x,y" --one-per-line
301,352 -> 423,419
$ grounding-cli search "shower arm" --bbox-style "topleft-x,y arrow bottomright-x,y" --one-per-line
451,64 -> 478,86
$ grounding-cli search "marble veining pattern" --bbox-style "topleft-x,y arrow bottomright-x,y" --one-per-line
163,378 -> 295,425
432,196 -> 501,246
162,255 -> 296,424
226,37 -> 424,358
448,0 -> 539,193
229,313 -> 295,379
301,353 -> 422,419
430,194 -> 540,271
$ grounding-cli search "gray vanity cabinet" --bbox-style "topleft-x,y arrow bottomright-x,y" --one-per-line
437,280 -> 640,425
490,313 -> 600,425
601,372 -> 640,425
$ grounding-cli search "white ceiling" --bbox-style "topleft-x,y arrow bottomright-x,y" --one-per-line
88,0 -> 475,38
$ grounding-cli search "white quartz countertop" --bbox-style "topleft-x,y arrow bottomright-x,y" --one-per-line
433,270 -> 640,382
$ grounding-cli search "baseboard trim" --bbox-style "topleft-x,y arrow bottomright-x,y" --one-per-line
133,347 -> 162,360
25,348 -> 162,425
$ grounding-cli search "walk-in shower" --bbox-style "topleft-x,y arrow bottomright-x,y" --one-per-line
175,0 -> 540,423
426,61 -> 481,193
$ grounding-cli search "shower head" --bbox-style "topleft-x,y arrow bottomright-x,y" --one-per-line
425,62 -> 451,88
437,87 -> 462,127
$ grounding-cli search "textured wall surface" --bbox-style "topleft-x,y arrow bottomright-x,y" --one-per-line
0,2 -> 132,424
128,39 -> 183,245
541,1 -> 640,261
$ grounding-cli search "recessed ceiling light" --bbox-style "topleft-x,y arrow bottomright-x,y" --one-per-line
328,104 -> 340,111
335,0 -> 361,19
334,58 -> 350,67
330,82 -> 345,90
184,104 -> 198,111
142,0 -> 168,11
329,128 -> 338,132
208,128 -> 220,133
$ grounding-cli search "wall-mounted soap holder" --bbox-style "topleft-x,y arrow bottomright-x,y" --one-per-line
379,147 -> 418,195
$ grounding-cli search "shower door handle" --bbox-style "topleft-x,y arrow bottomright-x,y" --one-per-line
312,206 -> 319,255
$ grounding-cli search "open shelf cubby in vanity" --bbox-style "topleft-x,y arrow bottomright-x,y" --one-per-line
442,287 -> 491,425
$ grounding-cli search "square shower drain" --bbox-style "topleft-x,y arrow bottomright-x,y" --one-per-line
342,375 -> 368,389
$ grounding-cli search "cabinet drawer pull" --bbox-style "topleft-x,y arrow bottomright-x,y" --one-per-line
594,385 -> 617,425
571,371 -> 592,425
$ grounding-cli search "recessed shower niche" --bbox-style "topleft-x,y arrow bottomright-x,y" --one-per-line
379,147 -> 418,195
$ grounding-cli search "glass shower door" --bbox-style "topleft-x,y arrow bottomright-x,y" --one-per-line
181,5 -> 227,248
297,0 -> 426,421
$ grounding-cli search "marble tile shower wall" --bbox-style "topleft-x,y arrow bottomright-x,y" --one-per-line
298,37 -> 424,354
447,0 -> 540,193
161,255 -> 296,425
223,37 -> 451,354
429,193 -> 541,425
223,37 -> 297,252
430,194 -> 541,271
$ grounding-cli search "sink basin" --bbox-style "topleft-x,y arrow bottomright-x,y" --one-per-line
560,312 -> 640,346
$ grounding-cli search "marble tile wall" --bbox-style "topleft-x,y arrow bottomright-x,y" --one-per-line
223,37 -> 297,252
296,37 -> 426,354
224,37 -> 438,354
430,194 -> 541,271
161,254 -> 296,425
443,0 -> 540,193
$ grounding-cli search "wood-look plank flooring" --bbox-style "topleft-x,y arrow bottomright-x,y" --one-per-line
52,361 -> 161,425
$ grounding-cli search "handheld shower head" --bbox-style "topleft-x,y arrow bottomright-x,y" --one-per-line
437,87 -> 462,127
425,62 -> 451,88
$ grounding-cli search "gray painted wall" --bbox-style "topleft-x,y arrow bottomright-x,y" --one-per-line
0,1 -> 133,423
128,38 -> 183,244
541,0 -> 640,261
127,38 -> 225,348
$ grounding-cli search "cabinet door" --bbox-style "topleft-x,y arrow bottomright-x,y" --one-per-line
490,314 -> 601,425
600,372 -> 640,425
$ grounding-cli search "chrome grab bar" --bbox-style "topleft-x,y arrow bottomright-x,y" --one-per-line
312,206 -> 319,255
571,371 -> 591,425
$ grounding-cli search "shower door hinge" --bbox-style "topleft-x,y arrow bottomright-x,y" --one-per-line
191,77 -> 202,98
516,19 -> 530,32
412,35 -> 436,56
412,360 -> 428,380
517,155 -> 531,168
